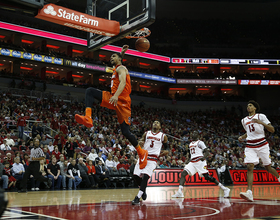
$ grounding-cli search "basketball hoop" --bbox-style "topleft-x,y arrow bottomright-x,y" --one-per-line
125,27 -> 151,39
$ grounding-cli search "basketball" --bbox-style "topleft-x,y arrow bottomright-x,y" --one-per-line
135,38 -> 150,52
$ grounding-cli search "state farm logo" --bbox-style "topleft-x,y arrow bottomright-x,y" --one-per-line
44,5 -> 57,16
42,4 -> 98,27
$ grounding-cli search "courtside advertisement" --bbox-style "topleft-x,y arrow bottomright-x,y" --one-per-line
229,169 -> 280,185
148,169 -> 218,186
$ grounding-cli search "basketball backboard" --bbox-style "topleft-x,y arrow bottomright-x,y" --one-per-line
87,0 -> 155,51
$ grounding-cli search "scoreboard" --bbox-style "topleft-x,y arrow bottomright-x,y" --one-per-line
172,58 -> 219,64
172,58 -> 280,65
220,59 -> 280,65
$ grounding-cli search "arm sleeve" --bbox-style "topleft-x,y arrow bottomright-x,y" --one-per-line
77,170 -> 80,177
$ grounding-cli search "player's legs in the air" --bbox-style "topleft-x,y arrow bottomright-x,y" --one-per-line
76,88 -> 148,167
119,122 -> 148,169
75,87 -> 103,128
115,98 -> 147,169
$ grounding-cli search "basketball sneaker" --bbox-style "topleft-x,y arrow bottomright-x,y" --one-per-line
223,187 -> 230,198
171,191 -> 184,198
132,196 -> 140,205
75,114 -> 93,128
136,146 -> 148,169
240,190 -> 254,202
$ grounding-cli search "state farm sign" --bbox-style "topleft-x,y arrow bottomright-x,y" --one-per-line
36,4 -> 120,37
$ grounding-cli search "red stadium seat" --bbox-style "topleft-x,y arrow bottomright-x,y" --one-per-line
11,136 -> 18,140
12,147 -> 18,152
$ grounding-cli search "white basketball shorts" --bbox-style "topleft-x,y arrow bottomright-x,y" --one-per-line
133,159 -> 156,177
244,144 -> 271,166
184,160 -> 208,177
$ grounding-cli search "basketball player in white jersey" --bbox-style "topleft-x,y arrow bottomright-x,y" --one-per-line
172,131 -> 230,198
238,100 -> 280,202
132,120 -> 168,205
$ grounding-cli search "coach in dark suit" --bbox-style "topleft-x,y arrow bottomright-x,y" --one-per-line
95,160 -> 110,187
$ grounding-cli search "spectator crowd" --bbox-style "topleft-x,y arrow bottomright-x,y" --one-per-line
0,90 -> 280,191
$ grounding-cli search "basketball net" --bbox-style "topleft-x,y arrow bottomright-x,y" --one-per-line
125,27 -> 151,39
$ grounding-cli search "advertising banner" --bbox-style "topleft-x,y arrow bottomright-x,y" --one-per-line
129,71 -> 176,84
177,79 -> 237,85
0,48 -> 63,65
229,169 -> 280,185
238,80 -> 280,85
147,169 -> 218,186
64,59 -> 106,72
36,4 -> 120,37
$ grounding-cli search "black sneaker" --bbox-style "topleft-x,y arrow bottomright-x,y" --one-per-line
132,196 -> 140,205
142,192 -> 147,201
18,188 -> 27,193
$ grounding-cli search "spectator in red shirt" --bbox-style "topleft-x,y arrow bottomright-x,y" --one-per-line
117,158 -> 129,171
59,121 -> 68,135
87,160 -> 98,188
53,132 -> 66,150
17,113 -> 26,139
50,117 -> 59,135
52,146 -> 61,160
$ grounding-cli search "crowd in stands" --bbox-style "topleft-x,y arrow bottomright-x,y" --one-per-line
0,91 -> 280,191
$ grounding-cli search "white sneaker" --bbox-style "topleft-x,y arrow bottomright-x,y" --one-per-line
31,188 -> 35,191
223,187 -> 230,198
35,188 -> 40,191
171,191 -> 184,198
240,191 -> 254,202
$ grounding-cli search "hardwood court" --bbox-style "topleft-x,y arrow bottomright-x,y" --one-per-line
3,184 -> 280,220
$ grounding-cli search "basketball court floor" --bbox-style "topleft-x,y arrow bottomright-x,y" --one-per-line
2,184 -> 280,219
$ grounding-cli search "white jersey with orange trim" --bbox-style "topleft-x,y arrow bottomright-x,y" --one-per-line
143,130 -> 165,158
241,113 -> 270,148
189,140 -> 207,162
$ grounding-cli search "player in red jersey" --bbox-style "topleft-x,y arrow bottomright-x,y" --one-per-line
75,45 -> 147,169
238,100 -> 280,202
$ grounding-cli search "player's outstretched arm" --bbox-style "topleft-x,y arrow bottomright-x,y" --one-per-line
120,45 -> 129,57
